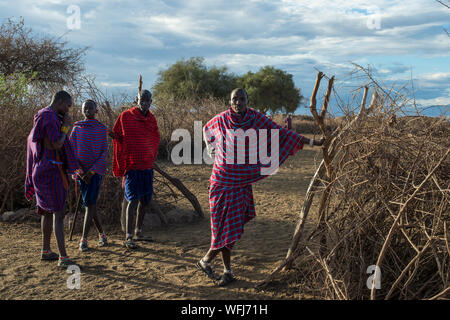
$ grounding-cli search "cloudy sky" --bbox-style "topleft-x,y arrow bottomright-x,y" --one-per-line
1,0 -> 449,115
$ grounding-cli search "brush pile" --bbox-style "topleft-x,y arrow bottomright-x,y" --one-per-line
261,71 -> 449,300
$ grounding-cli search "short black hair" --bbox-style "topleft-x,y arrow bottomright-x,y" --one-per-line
51,90 -> 72,104
231,88 -> 248,101
139,89 -> 152,99
82,99 -> 97,108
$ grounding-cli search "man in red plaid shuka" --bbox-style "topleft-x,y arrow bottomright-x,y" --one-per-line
197,88 -> 324,286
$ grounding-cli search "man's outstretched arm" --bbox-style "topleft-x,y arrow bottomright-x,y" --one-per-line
300,136 -> 324,147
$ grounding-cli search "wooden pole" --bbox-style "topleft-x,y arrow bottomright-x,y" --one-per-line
153,163 -> 204,219
69,191 -> 82,241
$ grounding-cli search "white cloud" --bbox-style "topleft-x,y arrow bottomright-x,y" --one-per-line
1,0 -> 449,110
415,97 -> 450,107
420,72 -> 450,81
99,82 -> 132,87
210,52 -> 319,68
83,9 -> 96,20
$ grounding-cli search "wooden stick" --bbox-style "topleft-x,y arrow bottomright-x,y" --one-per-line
255,245 -> 302,289
310,72 -> 334,178
305,246 -> 346,300
69,190 -> 82,241
444,221 -> 450,256
284,159 -> 326,269
310,72 -> 324,122
360,86 -> 369,115
153,163 -> 204,219
320,76 -> 335,123
427,287 -> 450,300
385,239 -> 432,299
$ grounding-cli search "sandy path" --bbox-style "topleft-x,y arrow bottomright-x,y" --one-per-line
0,148 -> 321,300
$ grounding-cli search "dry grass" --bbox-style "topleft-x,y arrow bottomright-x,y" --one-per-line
0,102 -> 36,212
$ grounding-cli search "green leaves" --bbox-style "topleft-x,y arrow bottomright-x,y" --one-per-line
152,57 -> 304,114
152,57 -> 236,102
0,72 -> 35,107
238,66 -> 304,114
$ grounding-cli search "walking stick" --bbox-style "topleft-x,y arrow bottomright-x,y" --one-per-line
69,185 -> 82,241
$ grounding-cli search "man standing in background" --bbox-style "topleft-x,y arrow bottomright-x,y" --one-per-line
110,90 -> 160,249
284,113 -> 292,130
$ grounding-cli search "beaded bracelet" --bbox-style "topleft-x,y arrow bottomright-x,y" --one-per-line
61,125 -> 68,134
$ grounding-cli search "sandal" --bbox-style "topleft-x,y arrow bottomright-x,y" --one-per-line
123,239 -> 139,249
58,256 -> 77,268
196,260 -> 220,280
216,272 -> 236,287
98,234 -> 108,247
79,239 -> 89,252
41,250 -> 59,261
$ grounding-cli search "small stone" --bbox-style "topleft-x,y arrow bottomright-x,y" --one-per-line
2,209 -> 31,222
2,211 -> 15,222
165,209 -> 198,224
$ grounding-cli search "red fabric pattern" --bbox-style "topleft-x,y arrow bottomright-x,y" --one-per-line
204,107 -> 304,187
112,107 -> 160,177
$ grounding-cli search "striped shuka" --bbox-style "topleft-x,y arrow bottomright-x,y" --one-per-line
25,106 -> 78,213
69,119 -> 108,175
203,107 -> 304,250
112,106 -> 160,177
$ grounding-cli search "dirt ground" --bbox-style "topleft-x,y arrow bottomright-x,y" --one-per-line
0,146 -> 323,300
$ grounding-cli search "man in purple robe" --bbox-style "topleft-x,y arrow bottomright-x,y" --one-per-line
25,90 -> 79,268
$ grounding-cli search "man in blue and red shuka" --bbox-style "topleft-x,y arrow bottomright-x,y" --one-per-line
69,99 -> 108,252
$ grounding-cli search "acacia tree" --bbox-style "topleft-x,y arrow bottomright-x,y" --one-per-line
238,66 -> 304,114
0,18 -> 87,88
152,57 -> 237,101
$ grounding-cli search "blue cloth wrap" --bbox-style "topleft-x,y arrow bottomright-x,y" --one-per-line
78,173 -> 103,207
124,169 -> 154,205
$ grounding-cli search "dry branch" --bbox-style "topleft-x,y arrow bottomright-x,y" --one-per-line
153,163 -> 204,219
